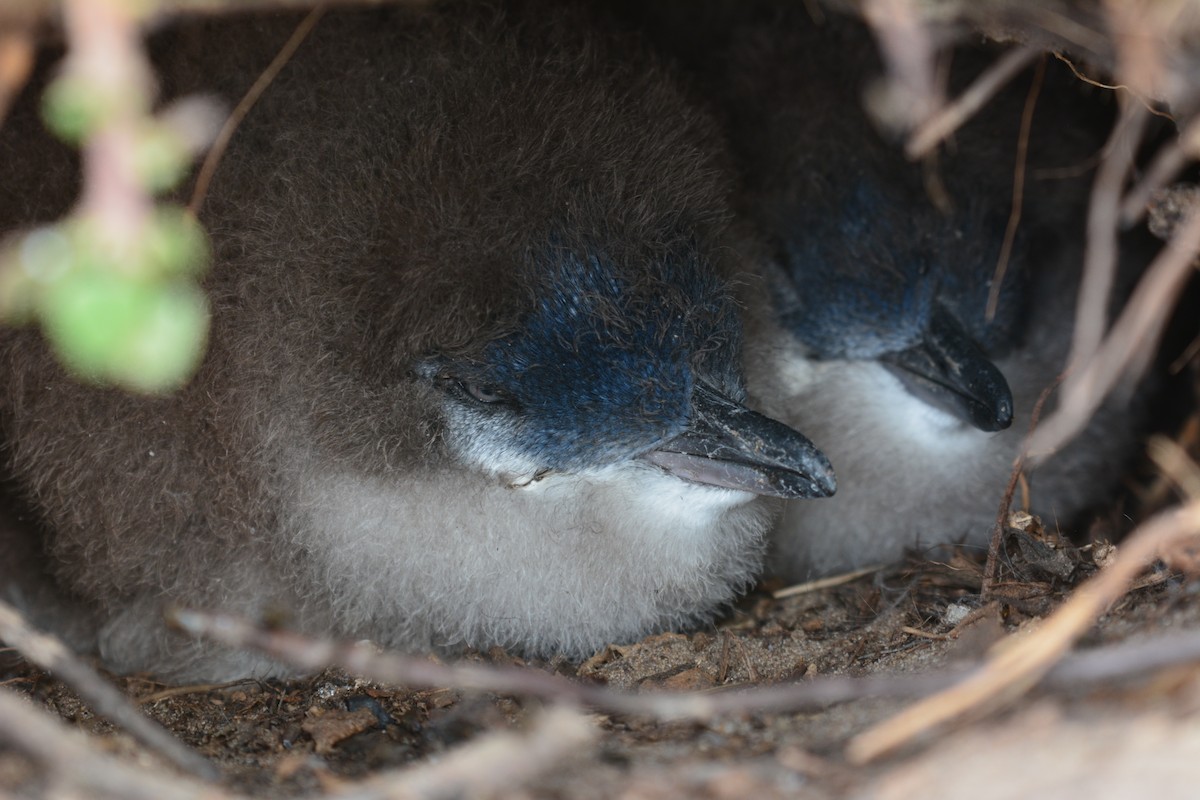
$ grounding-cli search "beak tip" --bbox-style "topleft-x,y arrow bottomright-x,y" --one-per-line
648,381 -> 839,501
975,394 -> 1014,432
802,460 -> 837,499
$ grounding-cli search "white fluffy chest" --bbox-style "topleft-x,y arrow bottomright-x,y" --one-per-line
279,452 -> 771,655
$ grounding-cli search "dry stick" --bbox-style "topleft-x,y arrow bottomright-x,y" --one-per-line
906,44 -> 1042,160
772,564 -> 887,599
986,53 -> 1045,323
1065,102 -> 1146,378
861,0 -> 939,131
1102,0 -> 1174,110
66,0 -> 155,251
168,607 -> 955,717
1049,625 -> 1200,684
170,606 -> 1200,723
1024,103 -> 1179,461
1120,118 -> 1200,226
342,707 -> 595,800
0,600 -> 218,780
0,688 -> 229,800
187,5 -> 325,215
1051,51 -> 1175,121
1148,437 -> 1200,512
1027,205 -> 1200,459
137,679 -> 259,705
981,377 -> 1061,600
0,28 -> 33,127
999,6 -> 1112,58
0,685 -> 592,800
846,499 -> 1200,764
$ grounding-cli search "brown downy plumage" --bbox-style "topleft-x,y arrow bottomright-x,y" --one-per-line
0,2 -> 834,680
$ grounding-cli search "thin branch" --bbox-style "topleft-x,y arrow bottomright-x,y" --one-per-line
1048,625 -> 1200,684
772,564 -> 886,599
861,0 -> 940,133
982,375 -> 1062,600
1153,437 -> 1200,509
0,27 -> 33,128
137,679 -> 259,705
166,608 -> 934,718
188,5 -> 325,215
66,0 -> 154,255
1065,101 -> 1146,377
1027,204 -> 1200,459
171,602 -> 1200,723
847,498 -> 1200,764
986,53 -> 1045,322
906,44 -> 1041,160
0,599 -> 217,780
1101,0 -> 1172,109
1120,118 -> 1200,226
1051,51 -> 1174,120
340,707 -> 595,800
0,688 -> 229,800
0,686 -> 593,800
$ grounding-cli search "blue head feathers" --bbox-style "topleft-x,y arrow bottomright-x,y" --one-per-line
417,235 -> 835,500
770,172 -> 1029,366
422,240 -> 746,473
762,152 -> 1025,433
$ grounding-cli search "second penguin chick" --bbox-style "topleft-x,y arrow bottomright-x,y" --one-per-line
722,15 -> 1147,579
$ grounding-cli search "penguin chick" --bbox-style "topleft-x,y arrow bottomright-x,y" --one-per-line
720,14 -> 1147,579
0,3 -> 834,681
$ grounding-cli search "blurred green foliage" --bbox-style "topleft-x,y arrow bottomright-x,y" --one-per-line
0,65 -> 212,394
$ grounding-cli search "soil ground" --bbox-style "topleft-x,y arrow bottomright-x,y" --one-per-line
3,529 -> 1199,799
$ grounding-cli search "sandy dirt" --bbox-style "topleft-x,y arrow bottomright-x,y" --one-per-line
3,524 -> 1199,799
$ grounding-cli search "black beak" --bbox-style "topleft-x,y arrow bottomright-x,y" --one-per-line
881,303 -> 1013,432
639,382 -> 836,499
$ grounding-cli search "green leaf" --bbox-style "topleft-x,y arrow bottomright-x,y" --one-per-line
42,74 -> 115,144
39,271 -> 210,392
134,124 -> 192,193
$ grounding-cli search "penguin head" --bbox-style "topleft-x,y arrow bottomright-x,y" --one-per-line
415,233 -> 835,499
767,166 -> 1025,433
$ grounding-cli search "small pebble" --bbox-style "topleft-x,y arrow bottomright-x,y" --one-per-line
943,602 -> 973,626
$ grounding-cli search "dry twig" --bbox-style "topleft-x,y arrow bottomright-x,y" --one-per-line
772,564 -> 886,599
188,5 -> 325,215
171,603 -> 1200,724
1024,0 -> 1200,459
906,44 -> 1041,159
0,685 -> 593,800
0,28 -> 33,127
1066,103 -> 1146,377
169,607 -> 960,718
1120,119 -> 1200,226
847,498 -> 1200,764
1102,0 -> 1173,107
861,0 -> 940,134
0,688 -> 225,800
982,377 -> 1062,599
0,599 -> 216,780
345,706 -> 595,800
1027,203 -> 1200,459
986,52 -> 1044,322
1051,51 -> 1174,121
64,0 -> 154,253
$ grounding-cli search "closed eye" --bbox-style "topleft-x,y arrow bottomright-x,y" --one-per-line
461,381 -> 508,405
